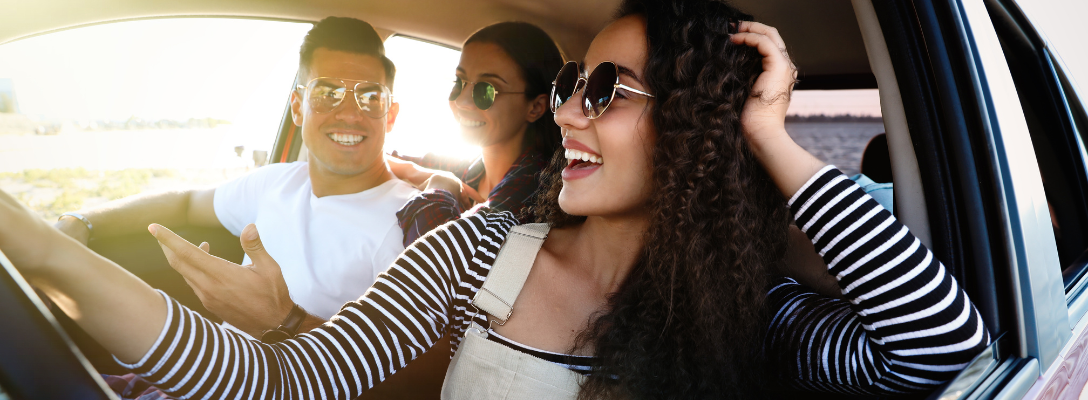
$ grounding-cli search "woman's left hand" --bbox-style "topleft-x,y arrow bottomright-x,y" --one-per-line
731,21 -> 798,145
731,21 -> 826,198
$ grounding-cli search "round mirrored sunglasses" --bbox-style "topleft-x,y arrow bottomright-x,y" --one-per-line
449,78 -> 525,110
549,61 -> 654,119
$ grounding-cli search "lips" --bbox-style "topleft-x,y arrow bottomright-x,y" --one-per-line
561,138 -> 603,180
327,132 -> 365,146
457,115 -> 485,128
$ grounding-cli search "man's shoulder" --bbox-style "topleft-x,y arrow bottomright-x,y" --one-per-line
218,161 -> 308,190
253,161 -> 308,180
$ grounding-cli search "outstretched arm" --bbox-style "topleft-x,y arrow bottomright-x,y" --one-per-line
1,185 -> 501,399
0,188 -> 167,363
54,187 -> 218,246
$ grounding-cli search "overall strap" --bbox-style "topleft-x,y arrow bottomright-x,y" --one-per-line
472,223 -> 550,325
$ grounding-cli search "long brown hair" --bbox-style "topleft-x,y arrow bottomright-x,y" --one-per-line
463,22 -> 565,156
531,0 -> 791,398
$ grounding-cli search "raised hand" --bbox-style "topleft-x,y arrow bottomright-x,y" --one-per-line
731,21 -> 825,198
731,21 -> 798,144
150,223 -> 294,337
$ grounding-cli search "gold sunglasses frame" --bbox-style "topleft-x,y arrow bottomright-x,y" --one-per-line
295,77 -> 394,118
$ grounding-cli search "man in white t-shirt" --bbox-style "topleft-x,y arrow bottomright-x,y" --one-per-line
54,17 -> 422,330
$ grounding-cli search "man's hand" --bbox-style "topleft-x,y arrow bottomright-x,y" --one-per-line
423,171 -> 485,207
386,155 -> 485,206
150,223 -> 294,337
54,216 -> 91,246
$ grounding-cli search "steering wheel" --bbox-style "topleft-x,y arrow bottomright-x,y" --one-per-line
0,248 -> 116,399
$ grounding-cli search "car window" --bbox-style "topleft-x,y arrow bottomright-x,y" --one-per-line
986,0 -> 1088,296
0,18 -> 311,220
382,36 -> 475,159
786,89 -> 885,180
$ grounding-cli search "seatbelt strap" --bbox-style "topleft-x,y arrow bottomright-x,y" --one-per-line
471,223 -> 550,325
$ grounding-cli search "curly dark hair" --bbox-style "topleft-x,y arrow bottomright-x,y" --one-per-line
531,0 -> 791,398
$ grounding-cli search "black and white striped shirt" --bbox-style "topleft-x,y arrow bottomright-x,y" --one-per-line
120,166 -> 989,398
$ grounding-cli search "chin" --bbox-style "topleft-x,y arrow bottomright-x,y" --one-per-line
557,189 -> 593,217
459,130 -> 487,146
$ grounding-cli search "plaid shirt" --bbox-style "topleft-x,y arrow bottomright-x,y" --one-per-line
392,146 -> 549,247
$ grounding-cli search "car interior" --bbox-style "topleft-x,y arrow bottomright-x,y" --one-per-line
1,0 -> 1080,398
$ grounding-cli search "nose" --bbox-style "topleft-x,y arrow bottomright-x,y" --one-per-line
332,94 -> 370,123
453,82 -> 475,110
553,88 -> 590,132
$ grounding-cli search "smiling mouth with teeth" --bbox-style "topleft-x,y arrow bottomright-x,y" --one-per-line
457,115 -> 486,128
328,132 -> 365,146
565,149 -> 604,169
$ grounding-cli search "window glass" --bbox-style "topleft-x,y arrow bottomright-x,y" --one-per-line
382,35 -> 477,159
786,89 -> 884,178
0,18 -> 310,220
1016,0 -> 1088,96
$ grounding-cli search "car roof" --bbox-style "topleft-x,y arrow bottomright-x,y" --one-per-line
2,0 -> 871,88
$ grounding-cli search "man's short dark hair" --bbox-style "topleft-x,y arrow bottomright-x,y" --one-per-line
299,17 -> 397,90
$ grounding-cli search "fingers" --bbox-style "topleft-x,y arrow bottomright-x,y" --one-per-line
149,224 -> 216,276
730,32 -> 791,71
736,21 -> 785,49
239,224 -> 282,275
198,242 -> 210,253
462,184 -> 485,204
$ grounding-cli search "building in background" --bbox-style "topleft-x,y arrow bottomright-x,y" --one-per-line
0,79 -> 17,114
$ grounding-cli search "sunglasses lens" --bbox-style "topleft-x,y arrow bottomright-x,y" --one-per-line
354,83 -> 389,118
583,62 -> 617,119
550,62 -> 579,112
449,78 -> 463,101
307,79 -> 347,113
473,81 -> 496,110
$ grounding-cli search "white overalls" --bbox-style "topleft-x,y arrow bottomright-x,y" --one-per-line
440,224 -> 585,400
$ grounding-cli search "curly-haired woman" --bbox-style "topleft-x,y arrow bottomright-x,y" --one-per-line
0,0 -> 989,398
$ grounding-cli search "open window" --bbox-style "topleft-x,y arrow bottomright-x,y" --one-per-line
985,0 -> 1088,305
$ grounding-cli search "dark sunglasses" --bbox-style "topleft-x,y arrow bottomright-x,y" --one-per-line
449,77 -> 524,110
549,61 -> 654,119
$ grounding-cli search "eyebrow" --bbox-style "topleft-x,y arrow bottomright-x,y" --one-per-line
454,67 -> 508,84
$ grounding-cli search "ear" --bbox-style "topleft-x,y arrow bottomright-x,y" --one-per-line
385,102 -> 400,133
526,93 -> 548,123
290,89 -> 304,127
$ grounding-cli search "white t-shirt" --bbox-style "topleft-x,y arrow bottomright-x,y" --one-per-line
213,162 -> 419,321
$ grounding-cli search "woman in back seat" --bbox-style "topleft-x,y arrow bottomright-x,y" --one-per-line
388,22 -> 564,246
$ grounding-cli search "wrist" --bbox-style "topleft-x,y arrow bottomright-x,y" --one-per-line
56,214 -> 92,244
261,303 -> 307,343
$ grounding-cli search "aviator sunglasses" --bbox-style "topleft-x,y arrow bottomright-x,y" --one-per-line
296,77 -> 393,118
549,61 -> 654,119
448,77 -> 524,110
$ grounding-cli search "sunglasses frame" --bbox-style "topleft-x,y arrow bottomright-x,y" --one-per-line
296,77 -> 394,118
449,78 -> 525,111
550,61 -> 654,120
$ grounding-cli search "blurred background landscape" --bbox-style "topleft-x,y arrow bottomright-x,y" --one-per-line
0,18 -> 886,221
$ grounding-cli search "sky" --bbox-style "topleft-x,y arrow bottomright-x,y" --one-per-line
0,1 -> 1085,160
